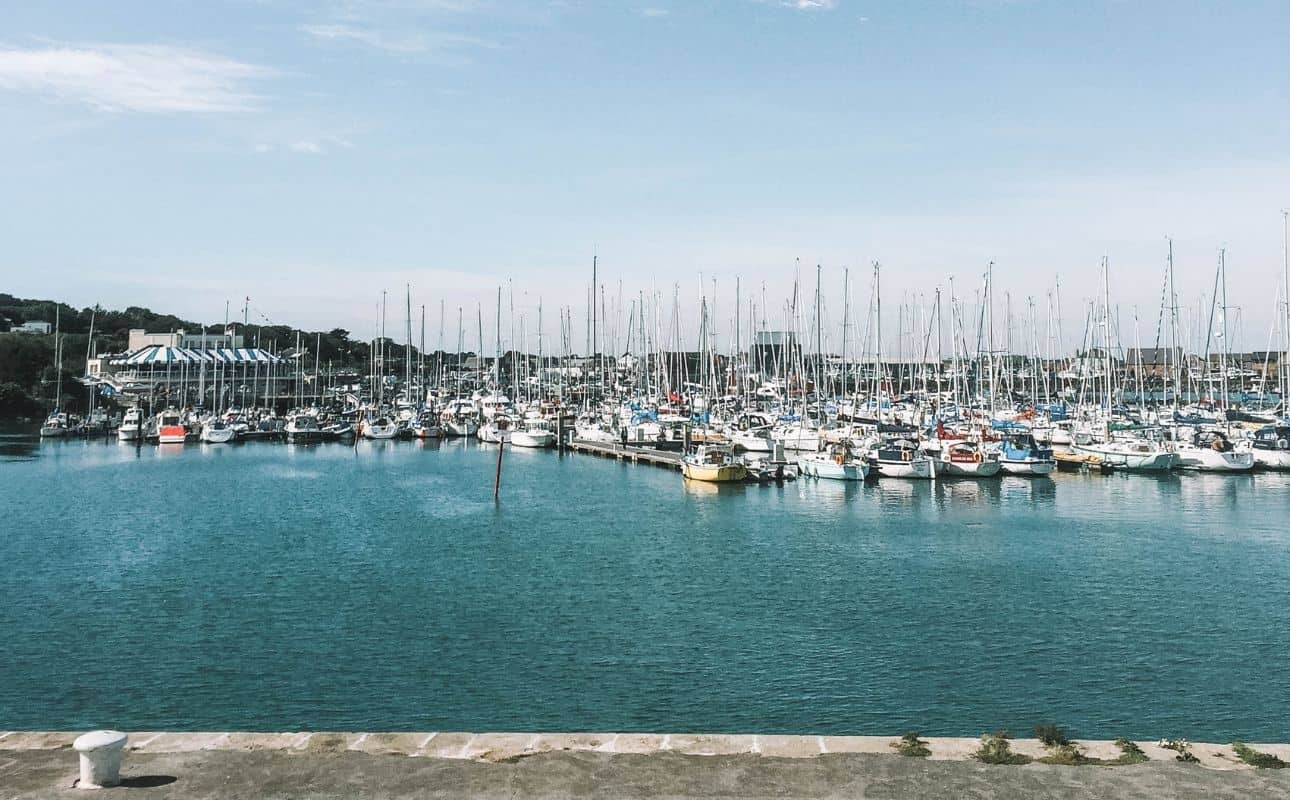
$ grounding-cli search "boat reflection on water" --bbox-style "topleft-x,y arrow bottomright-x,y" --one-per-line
681,477 -> 746,497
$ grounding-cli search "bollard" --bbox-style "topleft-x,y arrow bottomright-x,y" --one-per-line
73,730 -> 128,789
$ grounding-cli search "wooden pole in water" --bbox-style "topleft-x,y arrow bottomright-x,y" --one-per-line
493,441 -> 505,500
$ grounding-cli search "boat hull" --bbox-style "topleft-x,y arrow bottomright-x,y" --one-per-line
999,458 -> 1056,476
872,458 -> 936,480
1176,447 -> 1255,472
1254,449 -> 1290,470
1071,444 -> 1178,471
510,430 -> 555,448
681,462 -> 747,482
797,457 -> 867,481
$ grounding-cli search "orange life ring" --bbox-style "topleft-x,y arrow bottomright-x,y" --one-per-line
973,451 -> 983,464
834,452 -> 845,465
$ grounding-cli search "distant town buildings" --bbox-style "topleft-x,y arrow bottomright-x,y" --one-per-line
12,321 -> 52,334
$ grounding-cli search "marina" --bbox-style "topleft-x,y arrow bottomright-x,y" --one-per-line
4,424 -> 1290,742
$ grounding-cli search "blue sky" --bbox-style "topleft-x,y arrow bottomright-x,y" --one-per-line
1,0 -> 1287,355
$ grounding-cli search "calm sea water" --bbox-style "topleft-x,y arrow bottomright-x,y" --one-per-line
2,423 -> 1289,741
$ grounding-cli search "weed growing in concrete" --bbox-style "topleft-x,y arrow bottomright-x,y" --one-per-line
1034,724 -> 1069,747
1160,739 -> 1199,763
1232,742 -> 1286,769
891,732 -> 930,758
974,731 -> 1031,765
1038,743 -> 1092,766
1111,738 -> 1149,765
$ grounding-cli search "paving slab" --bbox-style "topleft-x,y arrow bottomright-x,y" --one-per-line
531,733 -> 617,753
820,735 -> 896,754
665,734 -> 757,756
6,745 -> 1290,799
755,734 -> 824,758
221,732 -> 313,751
0,732 -> 78,750
347,733 -> 428,756
417,732 -> 477,759
303,733 -> 361,754
469,732 -> 542,762
136,732 -> 229,752
609,733 -> 667,754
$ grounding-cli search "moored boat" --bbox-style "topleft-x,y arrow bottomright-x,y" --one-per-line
681,444 -> 747,483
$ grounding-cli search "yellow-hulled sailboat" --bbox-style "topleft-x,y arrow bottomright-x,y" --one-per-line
681,444 -> 747,483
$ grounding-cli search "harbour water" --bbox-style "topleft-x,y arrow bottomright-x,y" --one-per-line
3,424 -> 1289,741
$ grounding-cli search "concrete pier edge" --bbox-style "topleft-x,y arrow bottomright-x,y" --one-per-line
5,731 -> 1290,771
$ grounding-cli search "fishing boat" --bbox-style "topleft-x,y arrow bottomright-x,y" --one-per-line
996,433 -> 1056,475
1251,425 -> 1290,470
156,409 -> 187,444
681,444 -> 748,483
509,418 -> 556,448
200,417 -> 236,444
284,414 -> 324,444
440,400 -> 479,437
117,406 -> 143,441
798,443 -> 869,481
867,438 -> 936,480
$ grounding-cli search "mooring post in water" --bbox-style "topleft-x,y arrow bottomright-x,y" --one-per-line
494,441 -> 504,500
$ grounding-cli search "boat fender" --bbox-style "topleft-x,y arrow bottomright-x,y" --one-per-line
1280,438 -> 1288,450
834,452 -> 845,465
901,450 -> 911,462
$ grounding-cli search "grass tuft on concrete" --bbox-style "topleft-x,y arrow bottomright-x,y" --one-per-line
1034,724 -> 1070,747
1111,738 -> 1149,765
974,731 -> 1031,766
1232,742 -> 1286,769
891,732 -> 930,758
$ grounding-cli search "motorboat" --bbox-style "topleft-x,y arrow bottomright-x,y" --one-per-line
997,433 -> 1057,475
117,406 -> 143,441
1251,425 -> 1290,470
156,409 -> 187,444
284,414 -> 325,444
510,418 -> 556,448
200,418 -> 236,444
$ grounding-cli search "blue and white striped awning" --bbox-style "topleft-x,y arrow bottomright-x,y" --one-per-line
114,345 -> 283,365
207,347 -> 282,364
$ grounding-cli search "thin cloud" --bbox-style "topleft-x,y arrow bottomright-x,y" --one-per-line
640,7 -> 670,17
300,23 -> 426,54
300,22 -> 497,58
0,43 -> 274,113
784,0 -> 836,9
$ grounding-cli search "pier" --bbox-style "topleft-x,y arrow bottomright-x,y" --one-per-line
567,439 -> 683,471
5,730 -> 1290,798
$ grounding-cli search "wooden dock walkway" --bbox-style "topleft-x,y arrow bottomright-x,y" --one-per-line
566,439 -> 683,471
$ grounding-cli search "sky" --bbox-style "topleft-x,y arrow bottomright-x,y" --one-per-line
0,0 -> 1287,356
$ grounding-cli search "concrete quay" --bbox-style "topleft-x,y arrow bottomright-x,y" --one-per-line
5,731 -> 1290,798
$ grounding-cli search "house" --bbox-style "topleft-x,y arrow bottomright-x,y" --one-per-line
13,321 -> 52,334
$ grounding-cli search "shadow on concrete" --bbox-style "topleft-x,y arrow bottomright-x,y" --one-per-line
120,775 -> 178,788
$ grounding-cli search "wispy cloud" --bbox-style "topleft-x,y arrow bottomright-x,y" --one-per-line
300,22 -> 497,59
640,7 -> 670,17
0,43 -> 274,113
253,135 -> 356,155
784,0 -> 836,9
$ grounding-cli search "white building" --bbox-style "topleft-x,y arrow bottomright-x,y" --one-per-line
127,328 -> 243,351
13,321 -> 52,334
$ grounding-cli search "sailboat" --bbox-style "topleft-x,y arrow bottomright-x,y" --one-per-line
798,442 -> 869,480
681,443 -> 747,482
